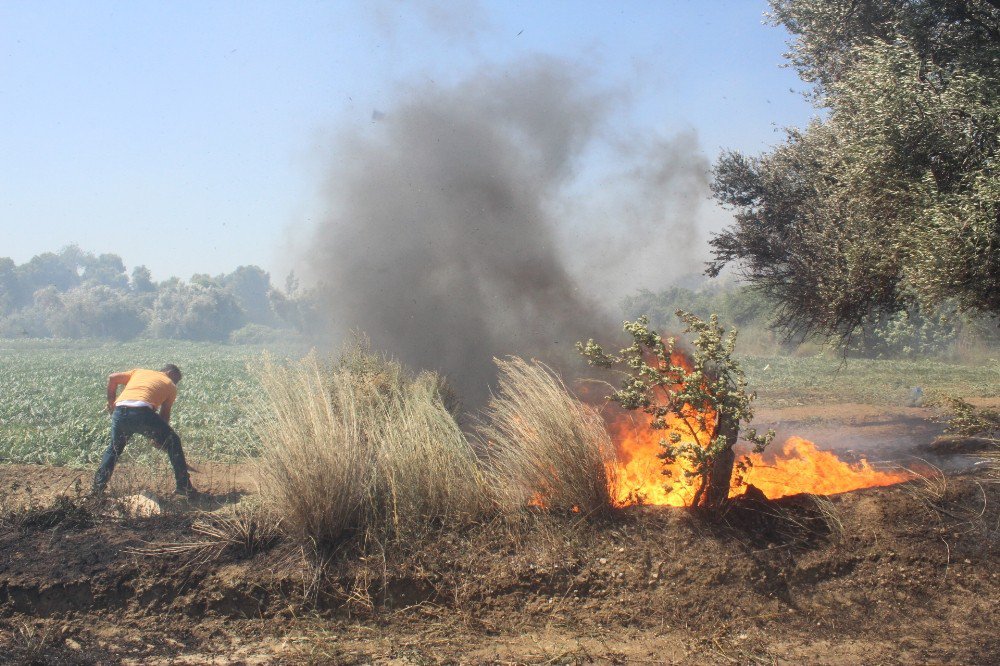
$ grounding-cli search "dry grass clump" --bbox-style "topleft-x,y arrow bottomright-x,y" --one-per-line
479,357 -> 619,516
249,344 -> 488,552
129,499 -> 281,568
192,500 -> 282,557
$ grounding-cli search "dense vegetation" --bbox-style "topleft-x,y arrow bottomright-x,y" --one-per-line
2,338 -> 997,469
709,0 -> 1000,345
0,246 -> 321,342
623,276 -> 1000,358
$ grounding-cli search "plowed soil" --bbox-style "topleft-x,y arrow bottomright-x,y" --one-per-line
1,403 -> 997,664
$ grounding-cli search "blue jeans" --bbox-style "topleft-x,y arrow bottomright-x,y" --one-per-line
93,406 -> 192,493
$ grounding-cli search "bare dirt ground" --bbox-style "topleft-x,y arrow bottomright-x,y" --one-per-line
1,404 -> 997,665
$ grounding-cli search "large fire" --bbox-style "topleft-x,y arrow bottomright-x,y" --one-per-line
603,351 -> 912,506
739,436 -> 912,499
607,409 -> 912,506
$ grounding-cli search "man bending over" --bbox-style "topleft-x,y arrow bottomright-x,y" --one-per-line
93,364 -> 197,497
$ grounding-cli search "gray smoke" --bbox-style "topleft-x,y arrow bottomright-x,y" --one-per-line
372,0 -> 491,43
562,130 -> 710,302
306,58 -> 711,404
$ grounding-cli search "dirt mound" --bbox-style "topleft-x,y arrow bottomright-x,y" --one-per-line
0,463 -> 997,663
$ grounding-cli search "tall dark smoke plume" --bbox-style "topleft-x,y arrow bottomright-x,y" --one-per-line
306,58 -> 710,404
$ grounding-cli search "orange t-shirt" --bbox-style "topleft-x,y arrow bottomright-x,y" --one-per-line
116,369 -> 177,410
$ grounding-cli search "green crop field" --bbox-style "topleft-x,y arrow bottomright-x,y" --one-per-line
0,339 -> 302,467
1,338 -> 998,468
741,353 -> 1000,408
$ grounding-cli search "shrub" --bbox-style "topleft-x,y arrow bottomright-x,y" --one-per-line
578,312 -> 773,509
479,357 -> 619,516
249,345 -> 488,552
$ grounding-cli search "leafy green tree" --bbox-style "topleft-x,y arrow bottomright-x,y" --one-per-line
710,0 -> 1000,343
270,284 -> 325,335
0,286 -> 61,337
0,257 -> 17,316
13,252 -> 80,306
80,253 -> 129,290
847,305 -> 960,358
578,312 -> 773,509
221,265 -> 279,326
190,273 -> 222,289
622,279 -> 777,335
130,265 -> 157,294
769,0 -> 1000,94
45,286 -> 146,340
147,282 -> 245,341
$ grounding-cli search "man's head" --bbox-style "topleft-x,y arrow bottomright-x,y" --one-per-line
161,364 -> 182,384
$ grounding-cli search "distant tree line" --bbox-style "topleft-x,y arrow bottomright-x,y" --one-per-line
0,246 -> 322,342
623,276 -> 1000,359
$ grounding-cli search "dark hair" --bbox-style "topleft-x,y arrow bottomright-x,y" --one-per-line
161,364 -> 182,380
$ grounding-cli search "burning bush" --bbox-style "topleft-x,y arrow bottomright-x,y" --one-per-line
578,311 -> 773,509
479,357 -> 620,516
249,344 -> 488,552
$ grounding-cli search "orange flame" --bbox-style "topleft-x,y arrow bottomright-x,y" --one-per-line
739,436 -> 912,499
608,406 -> 709,507
608,409 -> 911,506
604,350 -> 911,506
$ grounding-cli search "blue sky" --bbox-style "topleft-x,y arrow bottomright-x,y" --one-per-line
1,1 -> 813,282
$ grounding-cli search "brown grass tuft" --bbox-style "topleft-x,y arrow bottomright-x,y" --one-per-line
478,357 -> 619,516
249,345 -> 488,552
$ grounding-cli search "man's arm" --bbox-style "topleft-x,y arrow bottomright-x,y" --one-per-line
106,372 -> 131,413
159,403 -> 172,424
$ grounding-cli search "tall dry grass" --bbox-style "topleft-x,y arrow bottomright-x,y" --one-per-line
249,347 -> 488,551
479,357 -> 620,516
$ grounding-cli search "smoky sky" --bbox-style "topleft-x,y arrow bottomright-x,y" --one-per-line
371,0 -> 491,43
306,57 -> 712,403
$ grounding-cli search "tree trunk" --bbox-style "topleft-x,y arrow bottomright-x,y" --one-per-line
703,413 -> 739,509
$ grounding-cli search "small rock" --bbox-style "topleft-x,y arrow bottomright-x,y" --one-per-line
65,638 -> 81,651
598,558 -> 608,565
119,493 -> 161,518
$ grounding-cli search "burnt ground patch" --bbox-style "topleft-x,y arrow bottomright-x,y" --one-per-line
0,461 -> 997,664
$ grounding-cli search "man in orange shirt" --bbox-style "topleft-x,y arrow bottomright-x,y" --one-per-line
93,364 -> 197,497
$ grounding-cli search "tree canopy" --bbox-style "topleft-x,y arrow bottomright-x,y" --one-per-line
709,0 -> 1000,343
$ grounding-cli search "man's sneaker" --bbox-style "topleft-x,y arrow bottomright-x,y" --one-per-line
174,485 -> 200,500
